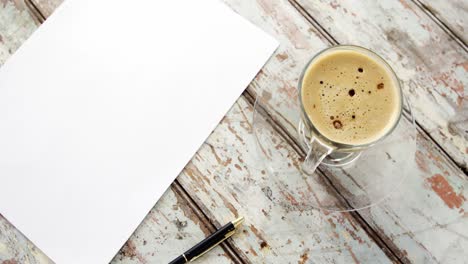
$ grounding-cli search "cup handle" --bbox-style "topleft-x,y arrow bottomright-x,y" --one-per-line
302,136 -> 333,175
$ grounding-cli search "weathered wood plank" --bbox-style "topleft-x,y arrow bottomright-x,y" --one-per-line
229,0 -> 468,262
32,0 -> 468,170
112,187 -> 236,264
0,0 -> 38,65
18,0 -> 468,263
292,0 -> 468,171
415,0 -> 468,45
178,89 -> 468,263
17,1 -> 396,263
0,215 -> 52,263
358,133 -> 468,264
178,96 -> 394,263
177,88 -> 467,264
0,187 -> 236,263
0,2 -> 236,263
208,0 -> 467,262
27,0 -> 57,18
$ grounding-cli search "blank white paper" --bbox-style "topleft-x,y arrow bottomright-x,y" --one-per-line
0,0 -> 277,263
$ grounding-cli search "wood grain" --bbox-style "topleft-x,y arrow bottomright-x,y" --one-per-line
176,88 -> 468,263
178,96 -> 394,263
230,0 -> 468,262
0,0 -> 38,65
0,187 -> 236,263
416,0 -> 468,45
0,215 -> 53,263
28,0 -> 58,18
112,187 -> 236,264
291,0 -> 468,172
7,0 -> 468,263
0,2 -> 236,263
5,1 -> 396,263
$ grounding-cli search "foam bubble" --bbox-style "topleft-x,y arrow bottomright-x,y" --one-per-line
333,120 -> 343,129
300,49 -> 399,145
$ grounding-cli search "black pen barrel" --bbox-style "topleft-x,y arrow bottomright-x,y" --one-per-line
168,255 -> 186,264
168,222 -> 234,263
185,222 -> 235,260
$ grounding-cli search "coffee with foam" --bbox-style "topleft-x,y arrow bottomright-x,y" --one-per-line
301,49 -> 401,145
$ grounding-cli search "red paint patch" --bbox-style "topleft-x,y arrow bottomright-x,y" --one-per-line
421,24 -> 432,32
279,82 -> 297,101
327,218 -> 337,229
454,61 -> 468,71
248,247 -> 258,256
330,2 -> 340,9
275,53 -> 289,62
415,151 -> 429,173
346,244 -> 360,264
2,260 -> 18,264
457,96 -> 463,107
299,249 -> 310,264
347,229 -> 365,244
399,0 -> 412,10
432,71 -> 464,96
427,174 -> 466,209
119,240 -> 148,264
257,0 -> 310,49
280,190 -> 300,207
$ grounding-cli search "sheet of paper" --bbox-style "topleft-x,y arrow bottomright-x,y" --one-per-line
0,0 -> 277,263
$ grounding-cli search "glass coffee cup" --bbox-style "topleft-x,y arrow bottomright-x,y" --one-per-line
298,45 -> 403,175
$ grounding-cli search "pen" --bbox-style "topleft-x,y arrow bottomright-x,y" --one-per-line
169,216 -> 244,263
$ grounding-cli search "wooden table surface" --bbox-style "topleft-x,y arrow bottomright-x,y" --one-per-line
0,0 -> 467,263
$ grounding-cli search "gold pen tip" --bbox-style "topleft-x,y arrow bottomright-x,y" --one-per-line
232,216 -> 244,229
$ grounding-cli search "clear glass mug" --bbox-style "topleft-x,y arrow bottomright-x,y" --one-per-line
298,45 -> 403,175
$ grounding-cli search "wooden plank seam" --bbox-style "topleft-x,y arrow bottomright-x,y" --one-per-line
25,0 -> 46,23
17,0 -> 466,261
243,90 -> 408,264
287,0 -> 467,176
412,0 -> 467,51
172,181 -> 246,264
2,1 -> 242,263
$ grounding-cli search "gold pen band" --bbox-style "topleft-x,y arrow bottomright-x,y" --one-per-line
189,217 -> 244,262
189,233 -> 231,262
